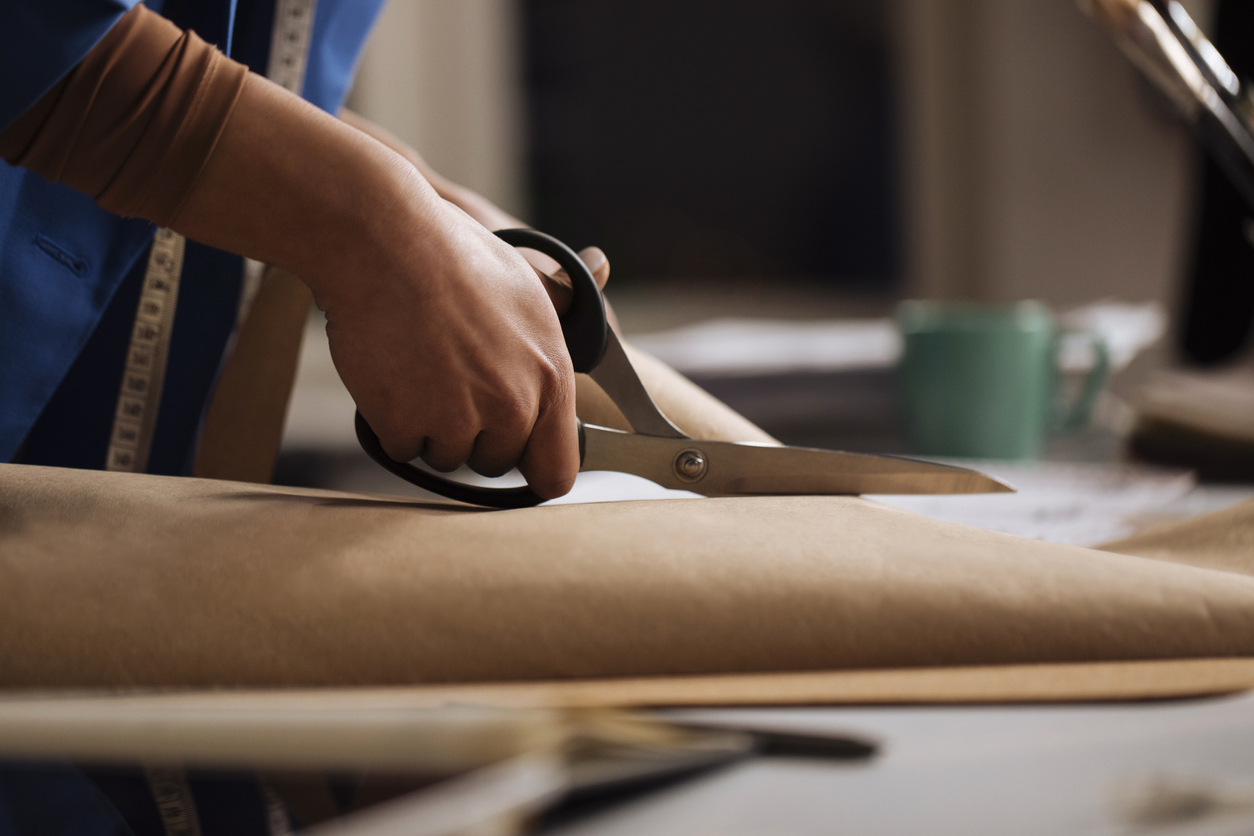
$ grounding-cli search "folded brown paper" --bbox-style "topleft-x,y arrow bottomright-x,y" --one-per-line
406,658 -> 1254,706
14,659 -> 1245,713
2,463 -> 1252,690
574,342 -> 778,445
1101,498 -> 1254,577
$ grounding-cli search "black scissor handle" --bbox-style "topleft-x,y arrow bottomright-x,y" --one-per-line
354,228 -> 606,508
494,228 -> 608,373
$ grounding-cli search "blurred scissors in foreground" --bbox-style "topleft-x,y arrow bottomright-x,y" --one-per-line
356,229 -> 1014,509
1084,0 -> 1254,210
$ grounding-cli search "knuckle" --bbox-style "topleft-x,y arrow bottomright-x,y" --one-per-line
537,354 -> 574,404
422,443 -> 468,472
470,460 -> 513,479
371,417 -> 422,463
493,388 -> 536,431
450,424 -> 482,451
430,405 -> 480,448
468,442 -> 524,479
529,468 -> 577,500
381,438 -> 421,463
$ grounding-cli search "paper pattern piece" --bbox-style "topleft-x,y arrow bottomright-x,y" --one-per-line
1,463 -> 1252,689
870,461 -> 1199,546
250,658 -> 1254,707
1101,498 -> 1254,577
416,658 -> 1254,707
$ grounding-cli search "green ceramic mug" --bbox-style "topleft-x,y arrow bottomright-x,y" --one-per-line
896,300 -> 1109,460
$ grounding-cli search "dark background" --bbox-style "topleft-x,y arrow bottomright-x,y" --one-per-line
1179,0 -> 1254,364
521,0 -> 900,288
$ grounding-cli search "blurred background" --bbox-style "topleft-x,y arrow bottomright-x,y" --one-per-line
279,0 -> 1254,537
343,0 -> 1204,305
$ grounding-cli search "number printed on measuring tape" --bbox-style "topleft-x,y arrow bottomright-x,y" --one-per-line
233,0 -> 317,329
105,0 -> 318,473
105,228 -> 185,473
268,0 -> 318,95
144,766 -> 203,836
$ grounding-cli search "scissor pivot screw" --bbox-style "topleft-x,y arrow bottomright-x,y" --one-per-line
673,449 -> 708,482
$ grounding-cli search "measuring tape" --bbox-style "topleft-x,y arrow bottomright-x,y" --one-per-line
134,5 -> 318,830
105,228 -> 185,473
144,766 -> 203,836
94,1 -> 318,832
105,0 -> 317,474
267,0 -> 318,95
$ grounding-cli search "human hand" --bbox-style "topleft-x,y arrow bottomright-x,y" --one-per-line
174,86 -> 601,497
338,110 -> 615,324
533,244 -> 610,309
314,189 -> 581,499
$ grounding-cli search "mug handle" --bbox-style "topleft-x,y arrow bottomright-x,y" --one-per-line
1056,329 -> 1110,434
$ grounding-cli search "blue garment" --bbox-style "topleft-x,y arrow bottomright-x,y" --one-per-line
0,0 -> 384,472
0,762 -> 297,836
0,1 -> 142,133
0,0 -> 383,830
0,763 -> 134,836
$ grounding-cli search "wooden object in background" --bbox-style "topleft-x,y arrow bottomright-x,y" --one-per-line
193,266 -> 311,484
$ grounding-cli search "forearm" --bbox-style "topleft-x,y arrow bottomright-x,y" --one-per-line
0,5 -> 249,226
154,78 -> 581,496
173,76 -> 435,310
0,4 -> 438,311
338,110 -> 447,191
339,108 -> 526,232
0,6 -> 580,496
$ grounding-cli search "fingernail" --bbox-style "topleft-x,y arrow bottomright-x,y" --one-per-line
581,247 -> 607,272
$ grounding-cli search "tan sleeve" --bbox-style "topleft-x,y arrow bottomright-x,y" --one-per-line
0,4 -> 249,228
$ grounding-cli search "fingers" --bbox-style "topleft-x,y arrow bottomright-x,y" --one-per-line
538,246 -> 611,314
464,390 -> 539,478
518,369 -> 580,499
516,244 -> 609,292
366,408 -> 424,464
419,432 -> 477,473
371,383 -> 576,495
516,246 -> 560,278
373,400 -> 533,476
329,201 -> 584,502
580,246 -> 610,289
536,265 -> 569,312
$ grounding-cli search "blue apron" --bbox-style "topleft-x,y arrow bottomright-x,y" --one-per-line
0,0 -> 383,475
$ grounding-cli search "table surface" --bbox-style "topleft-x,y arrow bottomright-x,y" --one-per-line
278,311 -> 1254,835
536,465 -> 1254,836
541,693 -> 1254,836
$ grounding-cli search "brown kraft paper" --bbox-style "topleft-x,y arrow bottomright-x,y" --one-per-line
1,463 -> 1252,690
1100,498 -> 1254,577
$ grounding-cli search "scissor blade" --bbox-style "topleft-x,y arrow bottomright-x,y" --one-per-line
587,330 -> 687,439
580,425 -> 1015,496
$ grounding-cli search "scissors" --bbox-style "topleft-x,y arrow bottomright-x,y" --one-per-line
1085,0 -> 1254,210
355,228 -> 1014,508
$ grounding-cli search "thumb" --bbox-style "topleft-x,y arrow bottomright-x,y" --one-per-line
577,246 -> 610,290
537,246 -> 611,314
